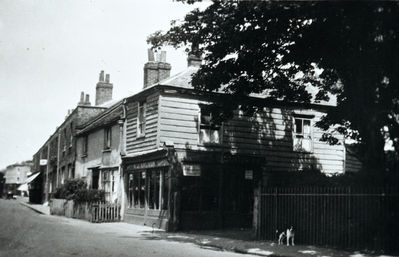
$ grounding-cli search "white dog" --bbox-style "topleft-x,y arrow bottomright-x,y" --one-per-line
277,227 -> 295,246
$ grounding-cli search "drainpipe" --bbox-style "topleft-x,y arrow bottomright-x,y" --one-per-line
56,133 -> 61,188
45,143 -> 50,202
119,99 -> 127,220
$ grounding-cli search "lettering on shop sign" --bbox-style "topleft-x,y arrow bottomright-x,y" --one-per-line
245,170 -> 253,180
183,164 -> 201,176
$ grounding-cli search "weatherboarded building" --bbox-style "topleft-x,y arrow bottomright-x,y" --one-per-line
120,51 -> 348,231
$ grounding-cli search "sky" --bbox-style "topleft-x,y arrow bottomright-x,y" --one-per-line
0,0 -> 209,170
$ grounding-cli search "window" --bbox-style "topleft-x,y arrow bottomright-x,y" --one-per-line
104,127 -> 112,149
92,169 -> 99,189
63,129 -> 67,152
82,136 -> 88,156
128,169 -> 168,210
293,117 -> 313,152
61,166 -> 66,185
69,122 -> 73,148
102,169 -> 117,202
199,108 -> 221,144
137,102 -> 146,137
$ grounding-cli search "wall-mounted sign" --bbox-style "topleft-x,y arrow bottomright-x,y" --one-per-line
245,170 -> 253,180
183,164 -> 201,176
40,159 -> 47,166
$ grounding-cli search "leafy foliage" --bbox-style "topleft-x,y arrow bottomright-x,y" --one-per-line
53,179 -> 105,203
149,1 -> 399,171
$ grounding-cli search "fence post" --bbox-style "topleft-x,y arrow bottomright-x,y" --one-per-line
274,187 -> 278,237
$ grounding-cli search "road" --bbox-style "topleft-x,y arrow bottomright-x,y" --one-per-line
0,199 -> 254,257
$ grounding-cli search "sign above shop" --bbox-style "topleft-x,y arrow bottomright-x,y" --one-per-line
40,159 -> 47,166
183,164 -> 201,176
245,170 -> 253,180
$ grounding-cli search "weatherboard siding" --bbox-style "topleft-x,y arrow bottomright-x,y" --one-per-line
125,92 -> 159,155
158,94 -> 345,174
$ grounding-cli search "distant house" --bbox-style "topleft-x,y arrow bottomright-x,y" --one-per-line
119,50 -> 349,231
3,161 -> 32,196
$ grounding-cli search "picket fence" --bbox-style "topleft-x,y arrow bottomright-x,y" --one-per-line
91,202 -> 121,223
50,199 -> 121,223
257,186 -> 399,252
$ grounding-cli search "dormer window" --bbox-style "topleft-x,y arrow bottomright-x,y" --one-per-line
293,117 -> 313,152
199,108 -> 221,144
137,101 -> 146,138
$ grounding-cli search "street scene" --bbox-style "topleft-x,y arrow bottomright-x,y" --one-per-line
1,1 -> 399,256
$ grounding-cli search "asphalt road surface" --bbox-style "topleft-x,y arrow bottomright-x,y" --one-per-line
0,199 -> 254,257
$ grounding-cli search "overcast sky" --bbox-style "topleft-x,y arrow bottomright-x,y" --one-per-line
0,0 -> 209,170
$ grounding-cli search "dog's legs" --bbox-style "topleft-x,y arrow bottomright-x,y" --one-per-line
292,236 -> 295,246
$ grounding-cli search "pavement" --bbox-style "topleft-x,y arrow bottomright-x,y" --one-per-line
16,197 -> 395,257
18,196 -> 50,215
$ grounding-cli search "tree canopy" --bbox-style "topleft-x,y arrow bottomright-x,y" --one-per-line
148,1 -> 399,172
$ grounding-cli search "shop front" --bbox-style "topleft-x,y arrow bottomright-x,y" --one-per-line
122,148 -> 264,232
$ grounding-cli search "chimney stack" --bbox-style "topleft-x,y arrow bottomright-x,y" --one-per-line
143,49 -> 171,89
187,54 -> 202,67
95,70 -> 113,105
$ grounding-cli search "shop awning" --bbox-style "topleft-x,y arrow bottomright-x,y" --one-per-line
24,172 -> 40,184
17,183 -> 28,191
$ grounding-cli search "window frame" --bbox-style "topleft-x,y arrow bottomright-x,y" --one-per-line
69,122 -> 73,148
104,126 -> 112,150
198,107 -> 222,145
137,101 -> 147,138
292,116 -> 313,153
82,135 -> 88,157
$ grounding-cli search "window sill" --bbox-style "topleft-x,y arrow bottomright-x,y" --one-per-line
102,148 -> 111,153
136,135 -> 146,140
198,142 -> 225,147
293,148 -> 314,154
80,154 -> 88,158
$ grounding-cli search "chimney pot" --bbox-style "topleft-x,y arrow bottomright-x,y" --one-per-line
78,91 -> 85,105
148,49 -> 155,61
160,51 -> 167,62
85,94 -> 91,105
105,74 -> 110,83
99,70 -> 105,82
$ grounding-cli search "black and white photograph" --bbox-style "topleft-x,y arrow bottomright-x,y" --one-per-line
0,1 -> 398,256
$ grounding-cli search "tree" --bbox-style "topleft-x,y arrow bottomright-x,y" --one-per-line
148,1 -> 399,172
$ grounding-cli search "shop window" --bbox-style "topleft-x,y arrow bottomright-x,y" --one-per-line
199,108 -> 221,144
128,169 -> 168,210
128,174 -> 134,208
149,170 -> 160,209
293,117 -> 313,152
104,127 -> 112,150
137,101 -> 146,138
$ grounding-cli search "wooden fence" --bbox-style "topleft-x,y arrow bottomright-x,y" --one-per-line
91,202 -> 121,223
257,187 -> 399,252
